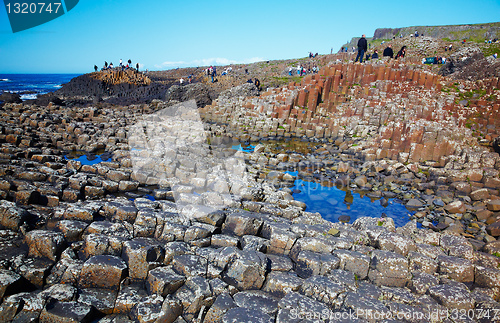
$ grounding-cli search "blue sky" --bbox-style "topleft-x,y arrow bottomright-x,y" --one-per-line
0,0 -> 499,74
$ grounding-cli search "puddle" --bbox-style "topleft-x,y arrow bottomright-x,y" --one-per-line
65,151 -> 112,165
287,172 -> 414,227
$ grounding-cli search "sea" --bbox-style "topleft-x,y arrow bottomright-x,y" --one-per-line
0,74 -> 80,100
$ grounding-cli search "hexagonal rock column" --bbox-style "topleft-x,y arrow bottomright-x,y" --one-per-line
223,250 -> 268,290
24,230 -> 66,261
122,238 -> 165,280
367,250 -> 410,287
79,255 -> 127,291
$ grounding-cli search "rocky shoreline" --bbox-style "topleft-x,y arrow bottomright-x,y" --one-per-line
0,78 -> 499,322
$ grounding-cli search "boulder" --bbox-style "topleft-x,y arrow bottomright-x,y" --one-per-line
79,255 -> 127,290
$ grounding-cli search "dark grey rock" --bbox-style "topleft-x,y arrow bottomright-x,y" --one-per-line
300,275 -> 347,309
223,249 -> 268,290
146,266 -> 186,296
263,271 -> 303,297
368,250 -> 410,287
24,230 -> 66,261
123,238 -> 165,280
79,255 -> 127,290
233,290 -> 280,315
437,254 -> 474,283
334,249 -> 370,280
222,307 -> 273,323
428,283 -> 474,310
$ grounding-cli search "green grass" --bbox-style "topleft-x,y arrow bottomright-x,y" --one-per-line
482,42 -> 500,58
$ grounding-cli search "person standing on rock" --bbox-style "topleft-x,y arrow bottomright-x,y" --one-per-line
354,34 -> 368,63
136,63 -> 139,71
94,65 -> 98,72
383,44 -> 394,59
395,46 -> 406,59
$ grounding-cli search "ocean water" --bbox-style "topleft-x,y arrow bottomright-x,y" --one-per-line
0,74 -> 80,100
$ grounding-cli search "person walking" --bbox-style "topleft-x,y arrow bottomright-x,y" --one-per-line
383,44 -> 394,58
354,34 -> 368,63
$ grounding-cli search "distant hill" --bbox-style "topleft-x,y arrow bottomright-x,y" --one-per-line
343,22 -> 500,50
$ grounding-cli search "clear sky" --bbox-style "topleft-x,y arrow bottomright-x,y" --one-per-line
0,0 -> 499,74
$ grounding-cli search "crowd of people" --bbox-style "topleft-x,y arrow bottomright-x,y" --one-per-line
95,59 -> 140,72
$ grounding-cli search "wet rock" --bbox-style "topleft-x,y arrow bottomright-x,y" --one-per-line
204,293 -> 237,323
445,200 -> 466,214
262,271 -> 303,298
123,238 -> 165,280
24,230 -> 66,261
368,250 -> 410,287
406,199 -> 424,208
146,266 -> 186,296
487,200 -> 500,212
428,284 -> 474,310
79,255 -> 127,290
39,300 -> 95,323
470,188 -> 490,201
486,221 -> 500,237
222,307 -> 273,323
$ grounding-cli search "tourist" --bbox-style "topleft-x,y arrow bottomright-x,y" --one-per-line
395,46 -> 406,59
180,78 -> 184,85
415,30 -> 419,37
254,78 -> 260,90
494,53 -> 498,59
109,62 -> 114,68
136,63 -> 139,71
105,61 -> 108,69
383,44 -> 394,58
288,67 -> 293,76
94,65 -> 98,72
371,49 -> 379,59
355,34 -> 368,63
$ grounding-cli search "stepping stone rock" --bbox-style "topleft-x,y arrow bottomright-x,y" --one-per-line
79,255 -> 127,290
295,250 -> 339,278
300,275 -> 346,308
334,249 -> 370,280
233,290 -> 280,315
343,292 -> 391,321
0,200 -> 29,231
174,276 -> 212,321
0,269 -> 22,299
222,307 -> 273,323
368,250 -> 410,287
123,238 -> 165,280
146,266 -> 185,296
437,255 -> 474,283
475,265 -> 500,288
445,200 -> 466,214
486,221 -> 500,237
39,300 -> 94,323
222,211 -> 265,236
440,234 -> 474,260
204,293 -> 236,323
262,271 -> 303,298
487,200 -> 500,212
428,284 -> 474,310
24,230 -> 66,261
78,288 -> 117,315
223,250 -> 268,290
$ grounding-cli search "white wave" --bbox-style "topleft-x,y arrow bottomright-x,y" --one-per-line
0,79 -> 9,82
20,94 -> 38,100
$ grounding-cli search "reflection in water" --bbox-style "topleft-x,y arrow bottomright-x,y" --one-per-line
289,176 -> 413,227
